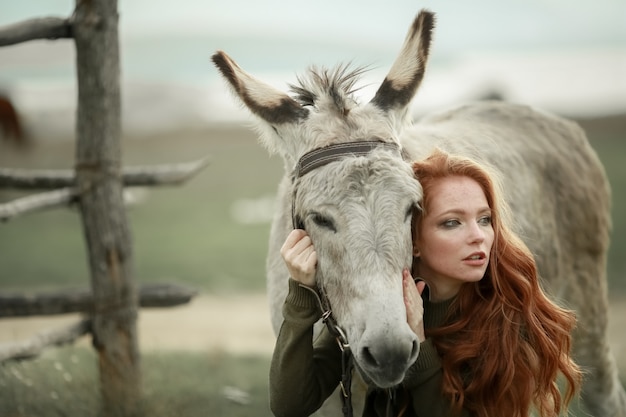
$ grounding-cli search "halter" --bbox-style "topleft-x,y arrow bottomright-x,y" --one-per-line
291,140 -> 401,417
292,140 -> 401,229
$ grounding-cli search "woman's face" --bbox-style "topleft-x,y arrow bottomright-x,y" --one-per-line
415,176 -> 494,301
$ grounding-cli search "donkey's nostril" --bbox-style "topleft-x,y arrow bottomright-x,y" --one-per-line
360,338 -> 419,372
361,346 -> 379,368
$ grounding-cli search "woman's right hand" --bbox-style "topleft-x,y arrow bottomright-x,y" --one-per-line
280,229 -> 318,288
403,269 -> 427,342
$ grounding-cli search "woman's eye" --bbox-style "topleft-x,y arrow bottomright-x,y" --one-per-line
441,219 -> 460,228
478,215 -> 492,226
311,213 -> 336,232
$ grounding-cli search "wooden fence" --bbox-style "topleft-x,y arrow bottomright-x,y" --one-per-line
0,1 -> 205,416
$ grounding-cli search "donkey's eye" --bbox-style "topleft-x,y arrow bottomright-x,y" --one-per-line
405,203 -> 417,221
405,206 -> 413,221
310,212 -> 337,232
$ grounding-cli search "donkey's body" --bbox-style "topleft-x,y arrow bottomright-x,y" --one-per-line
213,9 -> 625,417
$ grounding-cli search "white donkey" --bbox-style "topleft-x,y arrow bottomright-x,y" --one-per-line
212,9 -> 626,417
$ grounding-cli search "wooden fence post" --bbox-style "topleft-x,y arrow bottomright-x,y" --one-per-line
72,0 -> 141,415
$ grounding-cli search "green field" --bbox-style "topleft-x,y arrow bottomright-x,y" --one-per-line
0,126 -> 282,294
0,346 -> 273,417
1,119 -> 624,296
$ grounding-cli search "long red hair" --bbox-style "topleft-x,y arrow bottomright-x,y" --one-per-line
412,149 -> 581,417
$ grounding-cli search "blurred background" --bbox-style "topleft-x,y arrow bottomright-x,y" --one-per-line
1,1 -> 625,416
2,0 -> 626,136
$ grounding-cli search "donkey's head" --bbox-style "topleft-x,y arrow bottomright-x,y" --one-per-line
212,10 -> 434,388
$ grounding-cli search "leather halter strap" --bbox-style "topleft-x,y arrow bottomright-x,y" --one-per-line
291,140 -> 400,229
294,140 -> 400,178
290,140 -> 401,417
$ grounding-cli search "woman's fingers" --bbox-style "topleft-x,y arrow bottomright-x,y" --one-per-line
282,231 -> 314,267
403,269 -> 425,341
281,229 -> 307,254
281,229 -> 317,287
416,280 -> 427,296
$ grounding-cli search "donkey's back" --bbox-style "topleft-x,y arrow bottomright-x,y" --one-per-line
404,99 -> 624,416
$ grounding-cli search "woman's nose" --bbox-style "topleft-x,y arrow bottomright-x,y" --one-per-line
468,222 -> 486,243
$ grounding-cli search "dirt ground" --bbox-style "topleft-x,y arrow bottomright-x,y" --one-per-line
0,293 -> 275,355
1,294 -> 625,365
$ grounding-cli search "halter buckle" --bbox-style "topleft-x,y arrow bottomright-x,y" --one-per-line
334,326 -> 350,352
339,381 -> 349,398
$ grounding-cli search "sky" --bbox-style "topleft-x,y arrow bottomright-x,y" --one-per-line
1,0 -> 625,133
2,0 -> 625,52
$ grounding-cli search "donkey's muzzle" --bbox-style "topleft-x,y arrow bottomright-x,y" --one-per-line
356,332 -> 420,388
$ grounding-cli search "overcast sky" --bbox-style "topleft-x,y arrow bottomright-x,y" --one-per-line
3,0 -> 625,54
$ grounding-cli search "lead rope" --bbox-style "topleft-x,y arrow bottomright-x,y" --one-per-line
300,283 -> 354,417
322,292 -> 353,417
340,346 -> 354,417
386,388 -> 395,417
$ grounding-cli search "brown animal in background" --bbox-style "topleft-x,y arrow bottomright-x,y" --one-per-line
0,95 -> 25,146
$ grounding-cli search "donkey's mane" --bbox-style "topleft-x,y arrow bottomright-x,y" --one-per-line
289,64 -> 370,116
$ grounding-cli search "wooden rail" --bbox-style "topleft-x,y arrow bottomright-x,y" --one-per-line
0,283 -> 197,318
0,17 -> 72,46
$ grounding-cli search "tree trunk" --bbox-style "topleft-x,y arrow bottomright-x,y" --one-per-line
72,0 -> 142,416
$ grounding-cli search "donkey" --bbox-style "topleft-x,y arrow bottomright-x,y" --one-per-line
212,9 -> 626,417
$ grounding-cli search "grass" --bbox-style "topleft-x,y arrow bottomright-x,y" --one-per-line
0,346 -> 273,417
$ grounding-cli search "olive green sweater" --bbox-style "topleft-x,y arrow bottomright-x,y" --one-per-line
269,279 -> 470,417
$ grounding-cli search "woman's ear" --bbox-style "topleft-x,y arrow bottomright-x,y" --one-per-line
413,248 -> 420,257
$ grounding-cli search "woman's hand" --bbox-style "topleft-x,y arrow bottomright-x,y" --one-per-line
403,269 -> 427,342
280,229 -> 318,288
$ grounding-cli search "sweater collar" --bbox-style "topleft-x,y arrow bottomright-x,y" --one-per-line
423,294 -> 456,329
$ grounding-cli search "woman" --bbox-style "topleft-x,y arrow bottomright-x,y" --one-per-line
270,149 -> 581,417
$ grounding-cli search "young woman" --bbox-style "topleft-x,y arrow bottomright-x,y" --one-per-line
270,149 -> 581,417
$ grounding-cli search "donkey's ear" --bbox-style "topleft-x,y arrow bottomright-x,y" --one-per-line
370,10 -> 435,113
212,51 -> 308,125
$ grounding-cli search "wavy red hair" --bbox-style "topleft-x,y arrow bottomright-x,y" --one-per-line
412,149 -> 581,417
